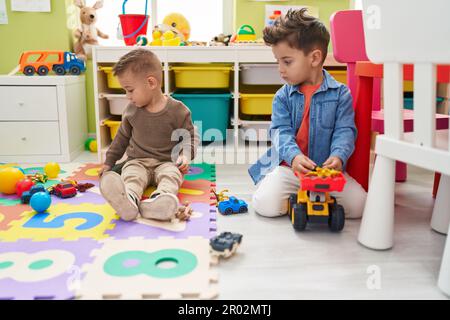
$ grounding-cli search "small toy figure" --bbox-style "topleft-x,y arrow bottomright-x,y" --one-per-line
27,173 -> 48,184
210,232 -> 243,259
218,196 -> 248,215
288,166 -> 347,232
212,188 -> 229,205
210,33 -> 232,46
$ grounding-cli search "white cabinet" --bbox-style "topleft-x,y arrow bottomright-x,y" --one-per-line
0,76 -> 87,163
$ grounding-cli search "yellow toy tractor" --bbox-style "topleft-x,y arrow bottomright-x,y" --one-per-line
287,167 -> 347,232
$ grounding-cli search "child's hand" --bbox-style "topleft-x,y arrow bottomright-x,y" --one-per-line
98,164 -> 111,177
176,155 -> 190,174
323,156 -> 343,171
292,154 -> 316,174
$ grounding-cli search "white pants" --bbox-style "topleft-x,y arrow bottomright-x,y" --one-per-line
252,166 -> 367,219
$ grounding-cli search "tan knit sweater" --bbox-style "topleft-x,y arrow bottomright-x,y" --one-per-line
105,96 -> 199,167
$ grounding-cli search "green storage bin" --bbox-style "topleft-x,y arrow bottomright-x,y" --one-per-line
172,92 -> 231,141
403,97 -> 443,110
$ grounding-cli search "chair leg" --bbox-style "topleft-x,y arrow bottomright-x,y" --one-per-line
432,172 -> 441,198
358,155 -> 396,250
395,161 -> 407,182
438,219 -> 450,296
431,174 -> 450,235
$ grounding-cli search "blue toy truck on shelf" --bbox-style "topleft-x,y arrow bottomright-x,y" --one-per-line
218,196 -> 248,215
19,51 -> 86,76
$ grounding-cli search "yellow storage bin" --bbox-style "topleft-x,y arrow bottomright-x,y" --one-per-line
171,64 -> 233,89
103,120 -> 121,140
99,67 -> 121,89
328,70 -> 347,84
99,66 -> 163,89
240,93 -> 274,115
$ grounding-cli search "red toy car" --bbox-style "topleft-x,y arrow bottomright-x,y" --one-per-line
52,183 -> 77,198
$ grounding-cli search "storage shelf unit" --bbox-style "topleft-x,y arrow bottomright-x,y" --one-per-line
93,46 -> 344,162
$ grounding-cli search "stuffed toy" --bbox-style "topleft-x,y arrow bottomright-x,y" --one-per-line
210,33 -> 232,46
73,0 -> 108,61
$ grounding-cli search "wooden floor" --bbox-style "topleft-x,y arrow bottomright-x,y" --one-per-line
75,151 -> 449,299
215,164 -> 448,300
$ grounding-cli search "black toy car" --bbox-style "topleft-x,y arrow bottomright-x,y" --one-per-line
210,232 -> 243,258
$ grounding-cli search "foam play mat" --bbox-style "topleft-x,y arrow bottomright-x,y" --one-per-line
0,163 -> 218,299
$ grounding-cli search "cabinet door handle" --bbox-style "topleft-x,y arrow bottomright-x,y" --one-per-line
21,137 -> 27,141
17,102 -> 25,107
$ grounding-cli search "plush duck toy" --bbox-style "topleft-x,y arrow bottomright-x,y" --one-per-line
162,13 -> 191,41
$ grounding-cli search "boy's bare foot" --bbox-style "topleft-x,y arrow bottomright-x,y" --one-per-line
139,193 -> 178,221
99,171 -> 139,221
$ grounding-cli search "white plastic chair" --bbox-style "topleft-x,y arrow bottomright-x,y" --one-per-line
357,0 -> 450,296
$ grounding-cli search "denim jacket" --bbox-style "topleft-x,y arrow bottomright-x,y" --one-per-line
248,69 -> 357,185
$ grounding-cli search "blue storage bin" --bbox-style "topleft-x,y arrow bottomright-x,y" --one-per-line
404,97 -> 443,110
172,92 -> 231,142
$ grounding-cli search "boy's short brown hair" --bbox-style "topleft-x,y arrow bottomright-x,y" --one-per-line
263,8 -> 330,63
113,48 -> 162,83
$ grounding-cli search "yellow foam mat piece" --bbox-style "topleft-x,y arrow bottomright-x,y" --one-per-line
0,203 -> 118,242
77,236 -> 219,299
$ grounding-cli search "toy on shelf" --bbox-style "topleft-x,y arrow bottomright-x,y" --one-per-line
15,178 -> 35,197
74,0 -> 108,60
19,51 -> 86,76
288,167 -> 347,232
0,167 -> 25,195
267,10 -> 282,26
151,24 -> 183,46
44,162 -> 60,179
135,34 -> 149,46
229,25 -> 264,46
21,184 -> 47,204
218,196 -> 248,215
49,183 -> 77,199
119,0 -> 149,46
210,232 -> 243,259
209,33 -> 232,46
85,137 -> 98,152
162,12 -> 190,41
30,191 -> 51,213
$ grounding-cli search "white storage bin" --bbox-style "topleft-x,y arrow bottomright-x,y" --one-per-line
102,94 -> 129,115
240,64 -> 284,85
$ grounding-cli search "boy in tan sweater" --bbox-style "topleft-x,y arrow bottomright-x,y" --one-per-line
99,49 -> 198,222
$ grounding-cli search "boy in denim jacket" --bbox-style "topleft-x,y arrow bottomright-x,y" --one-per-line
249,9 -> 367,218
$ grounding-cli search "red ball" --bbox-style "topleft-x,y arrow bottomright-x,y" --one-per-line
15,178 -> 35,197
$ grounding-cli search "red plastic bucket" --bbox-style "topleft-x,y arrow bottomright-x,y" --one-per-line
119,14 -> 149,46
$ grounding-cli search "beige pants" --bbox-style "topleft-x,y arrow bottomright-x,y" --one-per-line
121,158 -> 183,201
252,165 -> 367,219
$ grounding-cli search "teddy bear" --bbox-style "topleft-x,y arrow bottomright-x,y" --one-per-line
73,0 -> 108,61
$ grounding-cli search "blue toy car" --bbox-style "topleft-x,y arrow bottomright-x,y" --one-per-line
21,184 -> 47,204
218,196 -> 248,215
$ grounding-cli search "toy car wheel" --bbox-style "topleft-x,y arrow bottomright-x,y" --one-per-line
70,66 -> 81,75
238,206 -> 247,213
37,66 -> 49,76
54,65 -> 65,75
288,194 -> 298,218
329,204 -> 345,232
292,203 -> 308,231
23,65 -> 35,76
224,208 -> 233,215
